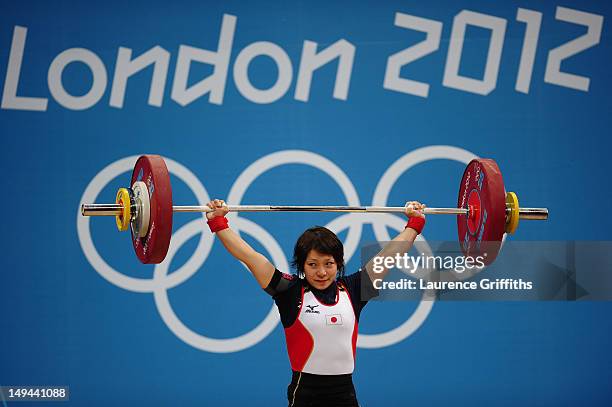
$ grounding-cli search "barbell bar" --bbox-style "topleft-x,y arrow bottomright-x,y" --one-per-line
80,155 -> 549,264
81,203 -> 547,218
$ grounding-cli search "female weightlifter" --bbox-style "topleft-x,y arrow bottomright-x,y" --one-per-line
205,199 -> 426,407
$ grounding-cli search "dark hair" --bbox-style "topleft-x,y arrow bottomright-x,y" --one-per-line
291,226 -> 345,279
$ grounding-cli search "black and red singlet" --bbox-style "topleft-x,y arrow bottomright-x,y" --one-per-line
265,269 -> 377,406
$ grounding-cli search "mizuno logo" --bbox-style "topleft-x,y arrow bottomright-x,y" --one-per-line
304,305 -> 320,314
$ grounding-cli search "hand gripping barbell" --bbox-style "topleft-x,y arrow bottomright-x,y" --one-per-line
80,155 -> 548,264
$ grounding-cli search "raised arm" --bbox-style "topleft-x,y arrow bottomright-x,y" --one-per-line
364,201 -> 425,284
206,199 -> 275,289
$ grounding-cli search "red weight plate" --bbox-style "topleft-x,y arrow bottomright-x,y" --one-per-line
130,155 -> 173,264
457,159 -> 506,265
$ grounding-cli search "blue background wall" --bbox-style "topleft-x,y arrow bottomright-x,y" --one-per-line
1,1 -> 611,405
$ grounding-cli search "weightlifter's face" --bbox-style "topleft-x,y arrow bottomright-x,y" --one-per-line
303,249 -> 338,290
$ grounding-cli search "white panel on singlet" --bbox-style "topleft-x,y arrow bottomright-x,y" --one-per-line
299,285 -> 357,375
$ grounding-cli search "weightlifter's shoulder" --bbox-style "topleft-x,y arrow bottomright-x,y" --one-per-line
264,268 -> 301,298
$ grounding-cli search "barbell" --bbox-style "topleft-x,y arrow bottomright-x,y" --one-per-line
80,155 -> 548,264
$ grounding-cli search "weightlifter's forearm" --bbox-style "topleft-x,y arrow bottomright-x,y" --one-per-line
215,227 -> 274,288
365,227 -> 418,282
215,227 -> 261,266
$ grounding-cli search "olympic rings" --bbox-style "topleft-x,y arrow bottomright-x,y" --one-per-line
76,146 -> 478,352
